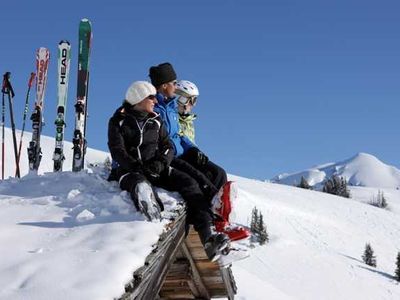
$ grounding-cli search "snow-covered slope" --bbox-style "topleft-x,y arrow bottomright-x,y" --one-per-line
230,175 -> 400,300
1,127 -> 108,178
272,152 -> 400,189
1,133 -> 400,299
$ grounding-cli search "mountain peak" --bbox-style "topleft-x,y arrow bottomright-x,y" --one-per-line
273,152 -> 400,189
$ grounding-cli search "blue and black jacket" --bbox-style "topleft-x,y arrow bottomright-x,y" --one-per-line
154,93 -> 195,157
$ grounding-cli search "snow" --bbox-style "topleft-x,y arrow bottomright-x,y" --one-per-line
272,152 -> 400,189
0,171 -> 166,300
230,175 -> 400,300
1,130 -> 400,299
1,127 -> 108,178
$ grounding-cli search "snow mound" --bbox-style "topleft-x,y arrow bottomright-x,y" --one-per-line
272,152 -> 400,188
1,127 -> 109,179
0,170 -> 170,300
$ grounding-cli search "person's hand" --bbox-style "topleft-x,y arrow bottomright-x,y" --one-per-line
143,160 -> 164,178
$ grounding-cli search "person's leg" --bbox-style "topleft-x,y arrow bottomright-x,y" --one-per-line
171,158 -> 218,201
178,152 -> 227,191
202,160 -> 227,191
158,167 -> 213,245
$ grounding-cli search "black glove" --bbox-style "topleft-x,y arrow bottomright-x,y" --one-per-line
143,160 -> 164,179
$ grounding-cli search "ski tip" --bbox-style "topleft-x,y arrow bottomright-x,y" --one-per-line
59,40 -> 71,45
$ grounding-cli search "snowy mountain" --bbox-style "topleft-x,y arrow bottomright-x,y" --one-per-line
1,133 -> 400,299
272,152 -> 400,189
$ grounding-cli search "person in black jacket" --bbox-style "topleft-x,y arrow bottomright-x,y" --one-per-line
108,81 -> 229,260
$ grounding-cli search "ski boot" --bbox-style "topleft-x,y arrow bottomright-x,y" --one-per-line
215,220 -> 251,241
133,181 -> 162,221
212,181 -> 251,241
204,232 -> 230,262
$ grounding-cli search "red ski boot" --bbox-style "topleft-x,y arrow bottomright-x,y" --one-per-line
212,181 -> 251,241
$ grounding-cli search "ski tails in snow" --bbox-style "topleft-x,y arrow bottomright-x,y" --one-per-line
53,40 -> 71,172
17,72 -> 36,174
72,18 -> 92,172
28,47 -> 50,173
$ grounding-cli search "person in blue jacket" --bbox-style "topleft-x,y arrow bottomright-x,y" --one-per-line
149,62 -> 227,195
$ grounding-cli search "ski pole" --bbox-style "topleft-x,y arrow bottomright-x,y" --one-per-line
16,72 -> 36,173
1,84 -> 5,180
2,72 -> 20,178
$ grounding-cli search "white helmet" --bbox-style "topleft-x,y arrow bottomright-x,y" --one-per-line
176,80 -> 199,98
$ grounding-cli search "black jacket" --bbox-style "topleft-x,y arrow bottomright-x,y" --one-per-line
108,104 -> 174,178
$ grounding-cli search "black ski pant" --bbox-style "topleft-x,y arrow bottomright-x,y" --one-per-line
171,158 -> 219,202
119,168 -> 213,245
178,154 -> 227,192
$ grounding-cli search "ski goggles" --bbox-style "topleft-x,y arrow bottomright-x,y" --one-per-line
177,95 -> 198,106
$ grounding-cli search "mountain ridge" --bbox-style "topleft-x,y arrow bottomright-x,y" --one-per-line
272,152 -> 400,189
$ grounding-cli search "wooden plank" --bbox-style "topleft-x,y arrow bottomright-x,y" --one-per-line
180,242 -> 211,299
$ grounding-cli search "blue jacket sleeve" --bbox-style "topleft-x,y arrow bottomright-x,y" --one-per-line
180,134 -> 195,153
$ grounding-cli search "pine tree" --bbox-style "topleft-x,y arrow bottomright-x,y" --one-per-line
362,243 -> 377,267
395,252 -> 400,282
369,190 -> 388,209
297,176 -> 312,189
250,207 -> 259,233
250,207 -> 269,245
378,190 -> 388,208
257,212 -> 269,245
104,156 -> 112,170
322,175 -> 350,198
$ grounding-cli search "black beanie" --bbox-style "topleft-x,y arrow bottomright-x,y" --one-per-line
149,62 -> 177,87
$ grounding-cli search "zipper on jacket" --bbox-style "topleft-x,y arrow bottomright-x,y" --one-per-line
134,115 -> 159,162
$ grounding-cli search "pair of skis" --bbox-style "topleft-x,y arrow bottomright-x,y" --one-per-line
27,18 -> 92,174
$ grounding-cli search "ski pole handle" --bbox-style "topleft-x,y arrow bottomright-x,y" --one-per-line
28,72 -> 36,88
1,72 -> 10,93
2,72 -> 15,97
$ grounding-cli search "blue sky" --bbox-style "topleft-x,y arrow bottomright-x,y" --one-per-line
1,0 -> 399,179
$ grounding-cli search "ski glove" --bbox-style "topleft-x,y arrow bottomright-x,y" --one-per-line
143,160 -> 164,179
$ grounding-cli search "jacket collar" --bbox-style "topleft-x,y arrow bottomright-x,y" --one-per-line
156,92 -> 177,108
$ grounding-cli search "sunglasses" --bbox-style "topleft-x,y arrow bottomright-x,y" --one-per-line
147,95 -> 156,100
177,95 -> 197,106
167,80 -> 177,86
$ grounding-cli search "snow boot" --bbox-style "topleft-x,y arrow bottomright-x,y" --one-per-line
212,181 -> 251,241
133,180 -> 162,221
204,232 -> 230,262
215,221 -> 251,241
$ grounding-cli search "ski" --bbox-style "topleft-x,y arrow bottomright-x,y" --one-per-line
2,72 -> 20,178
218,243 -> 250,268
72,18 -> 92,172
16,72 -> 36,174
27,47 -> 50,173
53,40 -> 71,172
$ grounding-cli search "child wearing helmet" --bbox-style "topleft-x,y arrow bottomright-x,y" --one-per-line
149,64 -> 250,242
176,80 -> 199,144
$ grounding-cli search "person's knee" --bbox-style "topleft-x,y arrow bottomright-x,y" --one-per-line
119,172 -> 146,192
